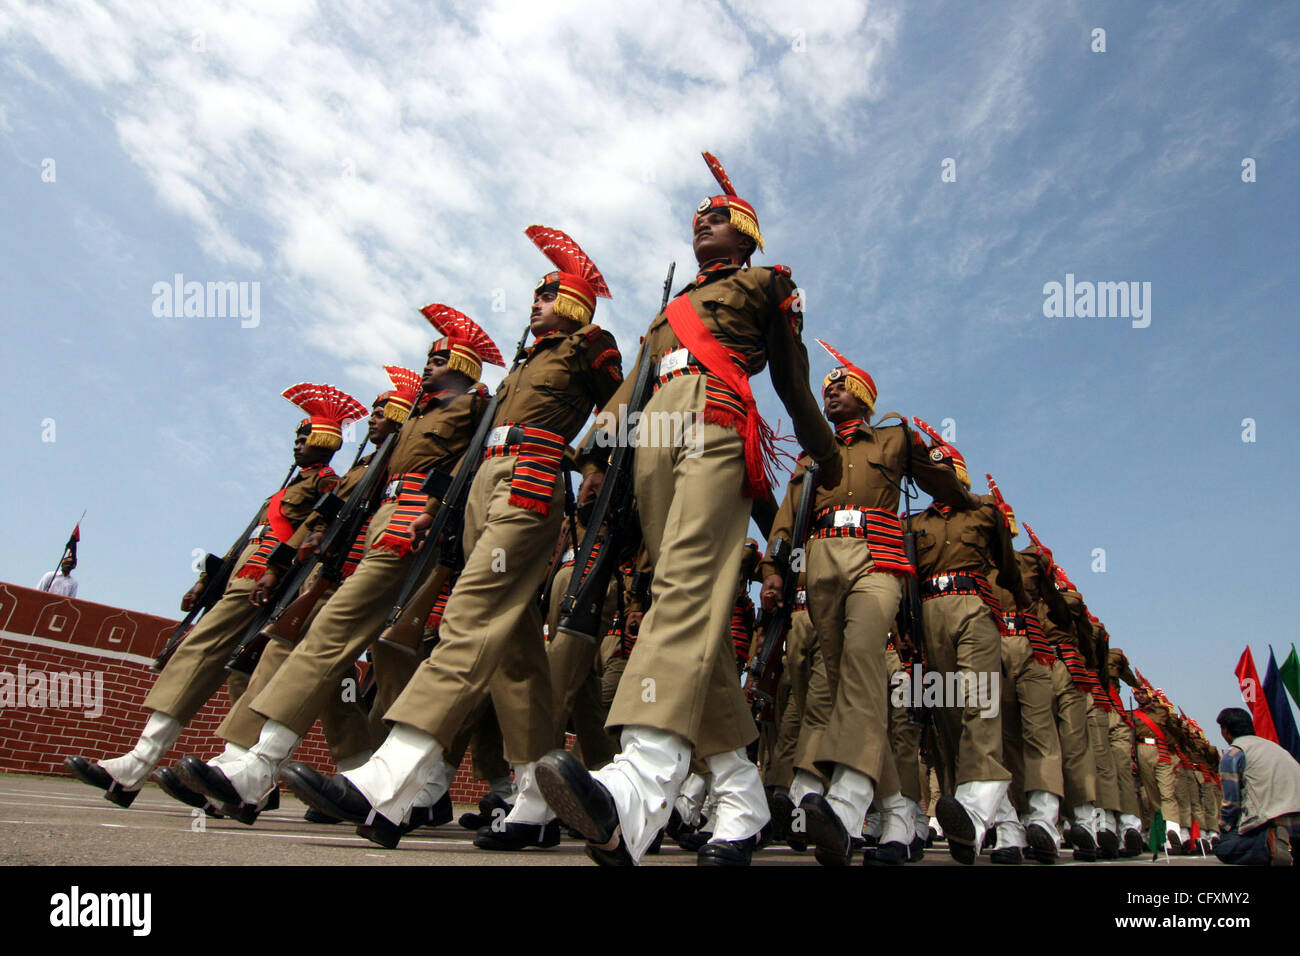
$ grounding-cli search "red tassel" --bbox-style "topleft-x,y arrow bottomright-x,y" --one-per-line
234,565 -> 266,581
508,493 -> 551,516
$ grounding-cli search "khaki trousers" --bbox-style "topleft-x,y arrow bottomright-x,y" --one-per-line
921,593 -> 1010,786
606,375 -> 755,756
383,454 -> 562,763
599,633 -> 627,711
999,633 -> 1063,811
1136,744 -> 1180,827
1108,709 -> 1142,818
1174,765 -> 1195,828
1198,779 -> 1219,832
1087,699 -> 1122,812
885,645 -> 923,804
1049,656 -> 1097,807
546,563 -> 618,768
144,543 -> 261,723
246,501 -> 412,738
764,609 -> 816,789
794,535 -> 902,788
217,574 -> 374,760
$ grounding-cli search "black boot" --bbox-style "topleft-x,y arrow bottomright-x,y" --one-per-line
535,750 -> 633,865
934,796 -> 977,866
474,819 -> 561,850
64,756 -> 140,808
697,836 -> 756,866
799,793 -> 851,867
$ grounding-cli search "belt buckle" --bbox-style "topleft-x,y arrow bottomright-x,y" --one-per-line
936,574 -> 951,591
561,548 -> 575,564
383,479 -> 400,499
658,348 -> 689,376
248,524 -> 269,540
832,509 -> 863,529
486,425 -> 511,448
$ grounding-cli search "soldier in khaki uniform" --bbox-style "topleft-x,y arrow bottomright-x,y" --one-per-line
181,310 -> 495,826
759,346 -> 979,867
1102,646 -> 1147,855
906,426 -> 1028,865
982,480 -> 1066,864
1129,682 -> 1182,849
534,153 -> 839,867
1018,530 -> 1103,860
155,386 -> 402,815
64,387 -> 352,807
761,571 -> 815,800
545,514 -> 623,769
280,226 -> 624,852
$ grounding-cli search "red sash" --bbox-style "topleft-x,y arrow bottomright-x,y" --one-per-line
235,467 -> 332,581
664,295 -> 777,499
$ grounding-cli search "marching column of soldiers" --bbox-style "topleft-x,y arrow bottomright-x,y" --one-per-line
62,152 -> 1222,865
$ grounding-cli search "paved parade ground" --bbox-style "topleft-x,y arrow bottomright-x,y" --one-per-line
0,772 -> 1222,868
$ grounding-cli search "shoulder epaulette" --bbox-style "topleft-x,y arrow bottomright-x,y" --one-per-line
772,264 -> 792,276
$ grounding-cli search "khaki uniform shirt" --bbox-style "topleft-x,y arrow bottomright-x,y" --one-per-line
759,421 -> 977,579
580,263 -> 833,474
913,494 -> 1028,609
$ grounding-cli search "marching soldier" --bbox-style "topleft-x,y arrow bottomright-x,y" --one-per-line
179,309 -> 495,826
154,384 -> 404,815
977,477 -> 1067,864
1103,646 -> 1148,855
760,345 -> 979,866
905,424 -> 1028,864
532,152 -> 839,867
279,226 -> 624,853
64,386 -> 356,807
1019,529 -> 1103,860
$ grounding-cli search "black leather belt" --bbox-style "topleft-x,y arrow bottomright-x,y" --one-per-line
920,572 -> 985,600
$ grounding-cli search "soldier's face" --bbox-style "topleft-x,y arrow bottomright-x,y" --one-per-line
693,209 -> 754,265
423,350 -> 451,391
530,288 -> 577,337
823,381 -> 867,424
294,431 -> 333,467
368,402 -> 397,443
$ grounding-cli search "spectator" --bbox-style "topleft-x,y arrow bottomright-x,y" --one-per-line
1213,707 -> 1300,865
37,556 -> 78,598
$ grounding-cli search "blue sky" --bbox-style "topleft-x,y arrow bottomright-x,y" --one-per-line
1,0 -> 1296,739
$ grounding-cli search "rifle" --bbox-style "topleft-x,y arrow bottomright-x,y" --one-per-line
556,261 -> 675,644
536,476 -> 579,623
226,430 -> 401,674
153,494 -> 282,672
743,461 -> 817,724
374,322 -> 534,655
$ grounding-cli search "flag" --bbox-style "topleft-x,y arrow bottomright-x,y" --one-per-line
64,523 -> 80,565
1281,644 -> 1300,712
1149,808 -> 1165,861
1264,647 -> 1300,762
1234,647 -> 1279,743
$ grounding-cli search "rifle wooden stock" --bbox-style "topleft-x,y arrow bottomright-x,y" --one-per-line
226,571 -> 334,675
376,563 -> 453,655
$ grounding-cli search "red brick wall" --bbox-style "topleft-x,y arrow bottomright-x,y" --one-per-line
0,582 -> 490,805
